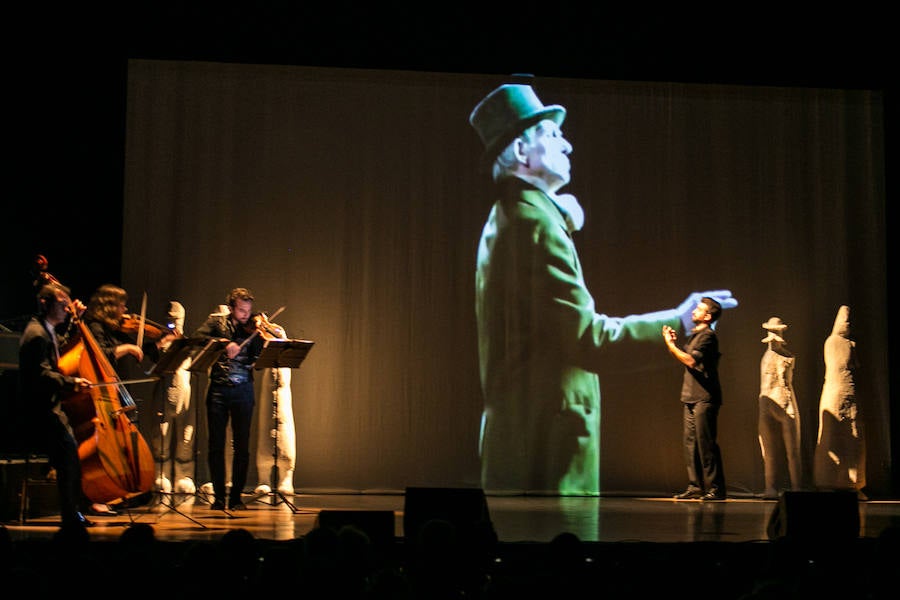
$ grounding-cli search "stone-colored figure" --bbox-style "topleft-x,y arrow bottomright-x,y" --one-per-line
152,301 -> 197,496
757,316 -> 801,498
814,305 -> 865,494
254,365 -> 296,495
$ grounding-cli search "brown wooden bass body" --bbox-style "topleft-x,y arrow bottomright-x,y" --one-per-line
57,319 -> 155,503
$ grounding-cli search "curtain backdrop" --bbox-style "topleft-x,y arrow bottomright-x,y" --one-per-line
122,60 -> 888,496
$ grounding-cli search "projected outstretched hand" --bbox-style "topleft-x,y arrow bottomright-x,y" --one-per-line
677,290 -> 738,332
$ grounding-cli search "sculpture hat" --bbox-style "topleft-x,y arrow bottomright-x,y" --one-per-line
762,316 -> 788,331
469,84 -> 566,162
761,316 -> 787,343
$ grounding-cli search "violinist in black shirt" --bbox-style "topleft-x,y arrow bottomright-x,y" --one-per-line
192,287 -> 272,511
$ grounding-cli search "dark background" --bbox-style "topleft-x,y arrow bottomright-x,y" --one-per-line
5,7 -> 891,311
2,6 -> 894,493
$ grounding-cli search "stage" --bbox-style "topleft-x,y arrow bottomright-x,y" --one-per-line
3,490 -> 898,545
3,490 -> 898,599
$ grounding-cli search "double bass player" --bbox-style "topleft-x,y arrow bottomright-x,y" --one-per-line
17,281 -> 93,528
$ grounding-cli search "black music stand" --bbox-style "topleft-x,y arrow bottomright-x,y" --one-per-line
250,339 -> 314,513
187,339 -> 230,375
143,338 -> 228,524
146,337 -> 212,378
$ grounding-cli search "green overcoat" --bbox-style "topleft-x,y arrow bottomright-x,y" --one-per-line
476,179 -> 680,495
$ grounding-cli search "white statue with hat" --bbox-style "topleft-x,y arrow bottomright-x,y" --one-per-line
757,316 -> 801,498
469,82 -> 738,495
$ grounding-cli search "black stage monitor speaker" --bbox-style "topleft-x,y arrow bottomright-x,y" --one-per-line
315,509 -> 396,548
403,486 -> 493,544
767,490 -> 860,541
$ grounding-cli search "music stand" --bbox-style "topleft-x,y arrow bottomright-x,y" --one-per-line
146,337 -> 210,378
143,338 -> 228,525
250,339 -> 314,513
187,339 -> 230,374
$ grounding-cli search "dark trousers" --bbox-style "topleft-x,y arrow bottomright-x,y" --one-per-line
42,416 -> 84,525
682,400 -> 725,493
206,381 -> 254,504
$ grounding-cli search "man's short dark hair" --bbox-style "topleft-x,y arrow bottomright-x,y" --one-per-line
36,282 -> 70,316
701,297 -> 722,323
226,287 -> 254,308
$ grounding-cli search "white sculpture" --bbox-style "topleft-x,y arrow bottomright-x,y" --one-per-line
254,323 -> 296,496
757,317 -> 801,498
153,301 -> 197,497
814,305 -> 866,496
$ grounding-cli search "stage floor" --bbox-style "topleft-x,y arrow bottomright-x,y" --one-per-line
4,491 -> 898,545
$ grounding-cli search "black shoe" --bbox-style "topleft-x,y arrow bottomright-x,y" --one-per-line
674,488 -> 703,500
210,499 -> 227,510
701,489 -> 726,501
76,512 -> 95,527
229,501 -> 246,511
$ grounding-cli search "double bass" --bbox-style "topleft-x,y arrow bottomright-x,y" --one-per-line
35,258 -> 155,503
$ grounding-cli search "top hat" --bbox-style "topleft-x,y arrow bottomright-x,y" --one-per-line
469,84 -> 566,162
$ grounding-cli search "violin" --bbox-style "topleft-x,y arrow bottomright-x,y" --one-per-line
119,314 -> 177,341
236,306 -> 286,352
245,310 -> 286,340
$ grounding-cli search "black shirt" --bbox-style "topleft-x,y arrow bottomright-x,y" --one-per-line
193,313 -> 265,386
679,326 -> 722,404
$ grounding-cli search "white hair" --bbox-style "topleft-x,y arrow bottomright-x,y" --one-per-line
491,123 -> 541,182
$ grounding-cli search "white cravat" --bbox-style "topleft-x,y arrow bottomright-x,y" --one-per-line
550,193 -> 585,232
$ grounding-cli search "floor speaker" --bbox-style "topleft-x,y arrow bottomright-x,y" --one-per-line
315,509 -> 396,548
0,457 -> 54,521
767,490 -> 860,540
403,486 -> 493,544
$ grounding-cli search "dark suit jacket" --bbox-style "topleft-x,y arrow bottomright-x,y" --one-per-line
17,316 -> 81,447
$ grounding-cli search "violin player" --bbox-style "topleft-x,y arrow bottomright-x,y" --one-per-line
192,287 -> 275,511
83,284 -> 175,368
17,281 -> 94,528
81,283 -> 176,515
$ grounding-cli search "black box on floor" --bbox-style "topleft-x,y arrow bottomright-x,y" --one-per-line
0,457 -> 56,521
767,490 -> 860,540
316,509 -> 396,548
403,486 -> 494,545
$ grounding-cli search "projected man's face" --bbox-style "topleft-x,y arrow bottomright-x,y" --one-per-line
521,120 -> 572,192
